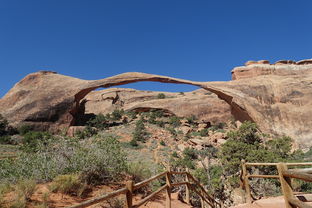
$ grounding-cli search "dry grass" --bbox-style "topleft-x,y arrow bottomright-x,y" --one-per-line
49,174 -> 87,197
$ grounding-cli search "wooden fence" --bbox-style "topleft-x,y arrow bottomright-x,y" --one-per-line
66,168 -> 221,208
241,160 -> 312,208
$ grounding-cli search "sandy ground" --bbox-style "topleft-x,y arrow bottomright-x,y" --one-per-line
231,195 -> 312,208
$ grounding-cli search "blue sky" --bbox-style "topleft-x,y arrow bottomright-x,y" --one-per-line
1,0 -> 312,97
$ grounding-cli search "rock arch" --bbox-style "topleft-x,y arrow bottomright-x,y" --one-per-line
70,72 -> 253,126
2,70 -> 311,147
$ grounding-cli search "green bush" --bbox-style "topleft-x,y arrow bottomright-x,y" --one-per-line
168,116 -> 181,127
0,114 -> 9,137
219,121 -> 295,177
0,135 -> 11,144
132,119 -> 149,143
199,129 -> 208,137
172,147 -> 198,169
157,93 -> 166,99
75,126 -> 97,140
126,111 -> 138,120
167,127 -> 177,137
21,131 -> 52,153
186,115 -> 197,125
127,162 -> 152,183
160,140 -> 166,146
0,135 -> 127,185
18,125 -> 33,135
111,109 -> 124,121
87,113 -> 109,130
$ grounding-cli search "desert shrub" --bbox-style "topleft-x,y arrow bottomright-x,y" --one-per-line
0,114 -> 17,144
265,136 -> 292,159
7,179 -> 36,208
219,121 -> 297,194
129,139 -> 139,147
127,162 -> 152,183
10,193 -> 27,208
126,111 -> 138,119
227,121 -> 260,144
193,165 -> 223,196
166,127 -> 177,137
50,174 -> 87,196
18,125 -> 33,135
87,113 -> 109,130
21,131 -> 52,153
0,114 -> 9,136
132,119 -> 149,143
75,126 -> 97,140
157,93 -> 166,99
147,112 -> 157,124
172,147 -> 198,169
160,140 -> 166,146
168,116 -> 181,127
171,151 -> 179,158
155,120 -> 165,128
199,128 -> 208,137
186,115 -> 197,125
111,109 -> 124,121
0,135 -> 127,185
14,179 -> 36,201
0,135 -> 11,144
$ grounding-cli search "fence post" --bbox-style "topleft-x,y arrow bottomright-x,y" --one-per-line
200,196 -> 205,208
241,160 -> 252,204
185,168 -> 191,204
126,180 -> 134,208
166,166 -> 172,208
277,163 -> 295,208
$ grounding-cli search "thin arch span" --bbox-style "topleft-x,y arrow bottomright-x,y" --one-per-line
70,72 -> 254,126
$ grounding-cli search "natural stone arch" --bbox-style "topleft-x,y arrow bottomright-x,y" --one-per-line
70,72 -> 253,126
1,70 -> 311,147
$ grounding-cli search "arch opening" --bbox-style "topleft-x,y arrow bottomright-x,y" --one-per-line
69,74 -> 254,127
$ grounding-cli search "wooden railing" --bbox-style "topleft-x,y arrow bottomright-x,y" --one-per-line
241,160 -> 312,208
66,168 -> 221,208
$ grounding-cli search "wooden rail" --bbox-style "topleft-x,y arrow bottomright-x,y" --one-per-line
241,160 -> 312,208
66,168 -> 220,208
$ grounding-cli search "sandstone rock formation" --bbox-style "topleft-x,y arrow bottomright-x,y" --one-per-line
84,88 -> 232,124
0,60 -> 312,147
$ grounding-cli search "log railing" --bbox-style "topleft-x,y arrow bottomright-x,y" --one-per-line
241,160 -> 312,208
66,168 -> 221,208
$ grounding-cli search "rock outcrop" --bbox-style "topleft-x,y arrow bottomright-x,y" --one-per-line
0,61 -> 312,147
232,58 -> 312,80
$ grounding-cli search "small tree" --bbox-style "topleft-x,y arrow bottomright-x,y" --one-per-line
0,114 -> 9,136
132,119 -> 148,143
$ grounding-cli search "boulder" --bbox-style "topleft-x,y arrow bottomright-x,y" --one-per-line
180,126 -> 192,135
210,132 -> 226,143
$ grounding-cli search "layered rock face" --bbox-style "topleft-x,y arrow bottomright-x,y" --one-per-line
0,61 -> 311,147
232,59 -> 312,80
84,88 -> 232,124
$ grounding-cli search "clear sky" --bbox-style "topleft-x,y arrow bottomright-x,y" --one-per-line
1,0 -> 312,97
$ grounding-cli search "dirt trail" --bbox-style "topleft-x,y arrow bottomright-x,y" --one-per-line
231,195 -> 312,208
